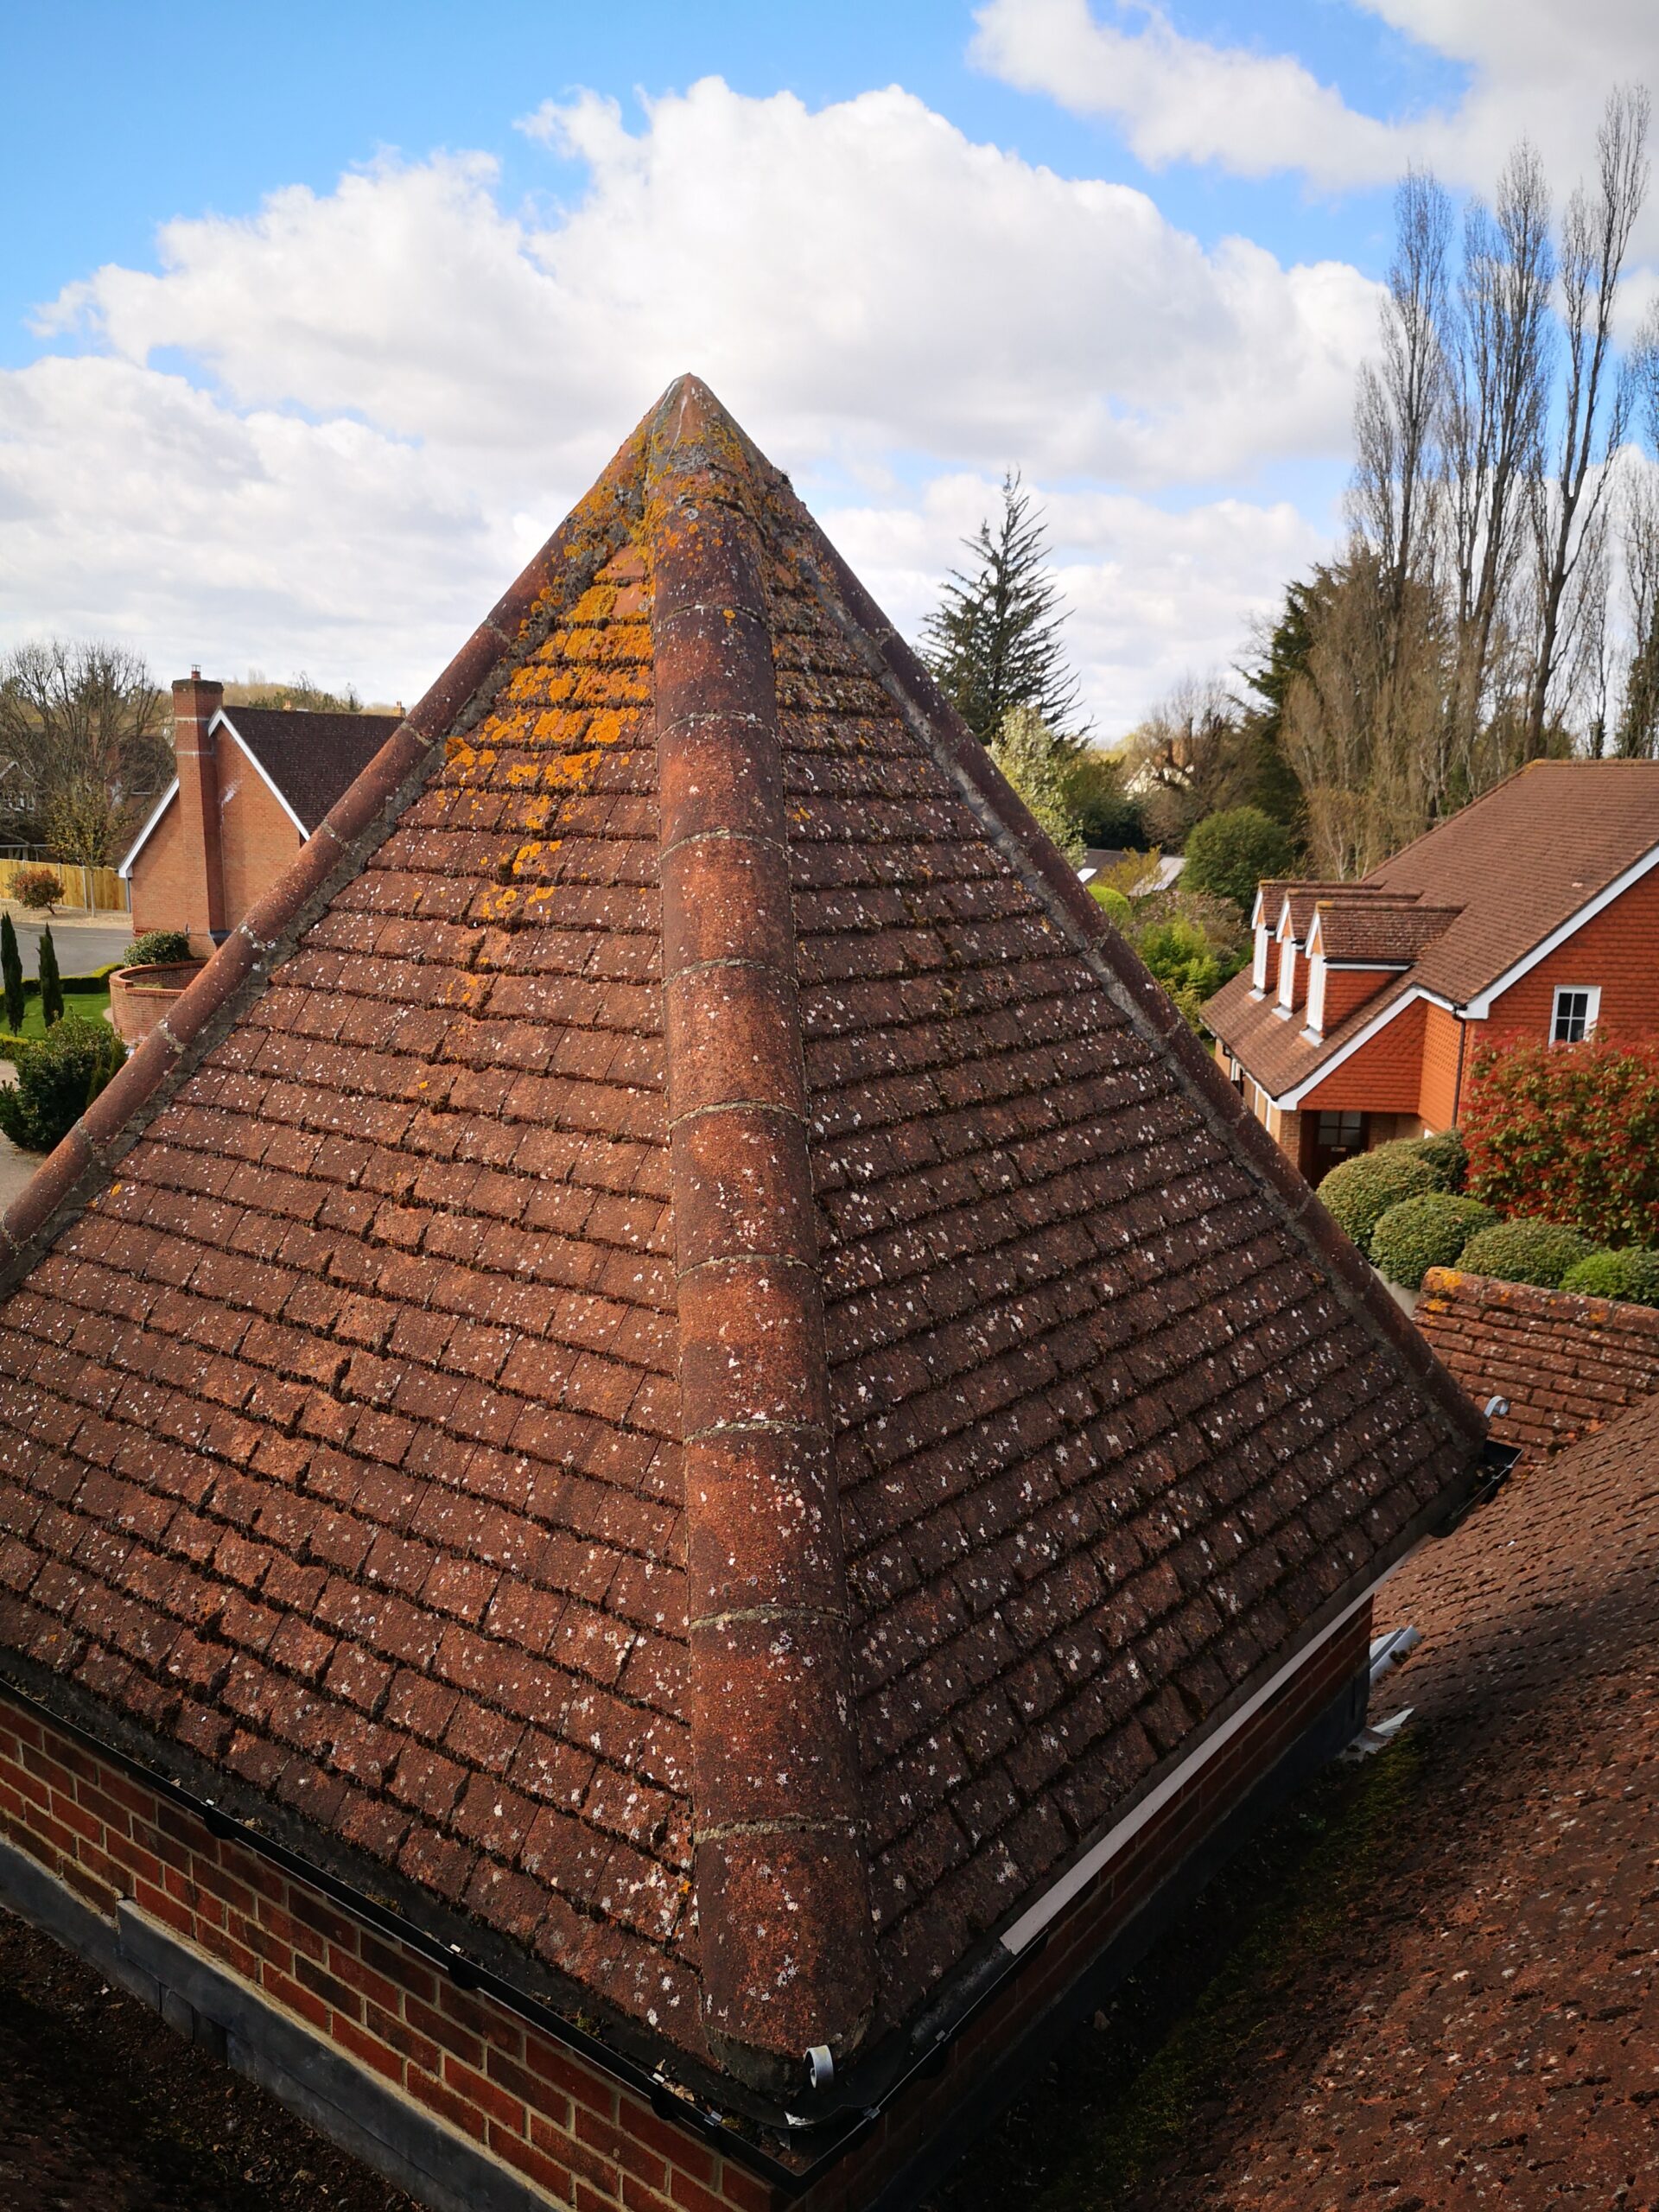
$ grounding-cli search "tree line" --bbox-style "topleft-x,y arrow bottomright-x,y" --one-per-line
1281,86 -> 1656,876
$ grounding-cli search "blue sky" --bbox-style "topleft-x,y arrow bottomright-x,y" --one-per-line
3,1 -> 1653,731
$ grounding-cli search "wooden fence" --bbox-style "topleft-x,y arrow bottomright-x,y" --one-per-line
0,861 -> 130,913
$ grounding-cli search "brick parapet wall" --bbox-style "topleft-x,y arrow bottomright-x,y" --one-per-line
1417,1268 -> 1659,1455
0,1606 -> 1371,2212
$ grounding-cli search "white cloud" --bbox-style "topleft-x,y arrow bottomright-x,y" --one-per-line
4,77 -> 1368,720
972,0 -> 1659,205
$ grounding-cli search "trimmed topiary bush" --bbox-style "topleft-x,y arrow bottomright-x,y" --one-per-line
1316,1146 -> 1440,1253
1409,1128 -> 1467,1192
1559,1247 -> 1659,1307
1370,1192 -> 1495,1290
0,1014 -> 126,1154
1459,1217 -> 1596,1289
124,928 -> 194,968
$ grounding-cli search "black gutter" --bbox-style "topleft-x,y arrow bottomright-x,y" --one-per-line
0,1439 -> 1518,2197
0,1673 -> 847,2198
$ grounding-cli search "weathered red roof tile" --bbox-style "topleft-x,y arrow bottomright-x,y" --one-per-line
0,377 -> 1484,2120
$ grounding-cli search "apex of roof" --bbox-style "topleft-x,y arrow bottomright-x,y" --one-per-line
0,376 -> 1485,2118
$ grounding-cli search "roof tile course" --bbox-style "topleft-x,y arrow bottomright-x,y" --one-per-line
0,378 -> 1482,2115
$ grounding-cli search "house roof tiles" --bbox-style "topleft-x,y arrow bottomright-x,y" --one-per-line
221,707 -> 405,834
0,378 -> 1484,2120
1215,760 -> 1659,1098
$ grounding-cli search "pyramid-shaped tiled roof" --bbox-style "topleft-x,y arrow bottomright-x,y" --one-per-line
0,378 -> 1485,2115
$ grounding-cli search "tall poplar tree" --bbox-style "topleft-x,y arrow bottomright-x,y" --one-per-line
922,472 -> 1085,743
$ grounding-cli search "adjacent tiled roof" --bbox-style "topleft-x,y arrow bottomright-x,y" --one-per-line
1273,882 -> 1408,939
0,378 -> 1485,2117
1214,762 -> 1659,1096
1205,965 -> 1417,1097
222,707 -> 404,833
1365,758 -> 1659,1002
1311,901 -> 1459,963
1129,1384 -> 1659,2204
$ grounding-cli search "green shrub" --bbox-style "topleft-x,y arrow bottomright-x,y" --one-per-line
1090,884 -> 1133,929
1408,1128 -> 1466,1192
11,864 -> 62,912
1315,1147 -> 1440,1253
1370,1192 -> 1494,1290
1464,1037 -> 1659,1245
124,928 -> 194,968
1459,1217 -> 1596,1289
1182,805 -> 1297,913
1559,1247 -> 1659,1307
0,1015 -> 126,1154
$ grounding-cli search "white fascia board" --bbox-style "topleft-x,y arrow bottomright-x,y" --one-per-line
1272,983 -> 1427,1110
212,710 -> 309,840
998,1546 -> 1420,1956
118,779 -> 180,879
1460,840 -> 1659,1016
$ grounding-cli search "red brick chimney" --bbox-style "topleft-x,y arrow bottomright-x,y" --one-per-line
172,667 -> 226,955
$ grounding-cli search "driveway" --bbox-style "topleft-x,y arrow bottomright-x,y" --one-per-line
6,916 -> 136,979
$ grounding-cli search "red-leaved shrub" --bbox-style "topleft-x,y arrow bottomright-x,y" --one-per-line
1463,1036 -> 1659,1246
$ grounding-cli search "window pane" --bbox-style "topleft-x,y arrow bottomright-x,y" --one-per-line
1553,990 -> 1589,1044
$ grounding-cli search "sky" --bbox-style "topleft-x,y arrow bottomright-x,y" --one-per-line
3,1 -> 1657,737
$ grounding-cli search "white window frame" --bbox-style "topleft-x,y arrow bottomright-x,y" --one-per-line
1276,938 -> 1296,1014
1550,984 -> 1600,1045
1251,925 -> 1269,993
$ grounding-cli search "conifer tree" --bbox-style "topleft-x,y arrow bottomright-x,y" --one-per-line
37,926 -> 62,1028
923,472 -> 1084,743
0,915 -> 22,1036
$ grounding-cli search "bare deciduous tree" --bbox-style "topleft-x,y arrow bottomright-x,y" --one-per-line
0,639 -> 170,864
1525,86 -> 1651,756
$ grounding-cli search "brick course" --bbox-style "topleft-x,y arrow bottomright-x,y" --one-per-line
1416,1265 -> 1659,1454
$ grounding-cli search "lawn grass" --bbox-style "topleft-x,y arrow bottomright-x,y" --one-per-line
12,984 -> 111,1040
928,1738 -> 1423,2212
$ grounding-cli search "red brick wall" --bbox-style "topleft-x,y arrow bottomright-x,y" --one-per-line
128,735 -> 303,944
0,1604 -> 1370,2212
129,797 -> 190,940
1485,860 -> 1659,1045
0,1695 -> 766,2212
218,734 -> 304,931
1299,996 -> 1427,1113
1416,1267 -> 1659,1455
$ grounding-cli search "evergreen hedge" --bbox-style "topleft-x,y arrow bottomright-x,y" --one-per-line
1459,1217 -> 1596,1290
1370,1192 -> 1494,1290
1558,1247 -> 1659,1307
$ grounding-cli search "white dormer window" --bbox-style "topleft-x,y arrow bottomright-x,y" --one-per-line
1251,925 -> 1269,992
1551,986 -> 1600,1044
1277,938 -> 1296,1009
1305,954 -> 1326,1035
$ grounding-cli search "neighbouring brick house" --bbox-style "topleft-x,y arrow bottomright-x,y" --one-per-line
122,693 -> 402,956
1205,760 -> 1659,1185
0,378 -> 1497,2212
